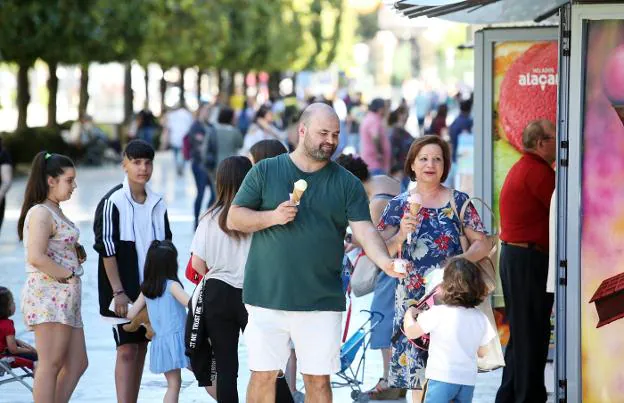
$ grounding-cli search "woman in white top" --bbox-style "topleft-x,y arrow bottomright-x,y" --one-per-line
17,151 -> 88,403
242,105 -> 287,153
190,156 -> 252,403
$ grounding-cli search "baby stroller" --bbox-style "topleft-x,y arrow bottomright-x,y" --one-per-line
332,310 -> 384,402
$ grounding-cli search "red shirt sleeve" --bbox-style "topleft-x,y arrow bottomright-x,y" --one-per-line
527,165 -> 555,209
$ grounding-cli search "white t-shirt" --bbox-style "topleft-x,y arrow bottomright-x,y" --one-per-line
131,199 -> 155,283
190,210 -> 252,289
417,304 -> 496,386
166,108 -> 194,148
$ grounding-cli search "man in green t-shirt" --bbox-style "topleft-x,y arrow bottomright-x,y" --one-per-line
228,103 -> 406,403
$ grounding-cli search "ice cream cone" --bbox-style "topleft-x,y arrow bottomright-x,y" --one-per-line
408,193 -> 422,216
612,104 -> 624,125
290,179 -> 308,204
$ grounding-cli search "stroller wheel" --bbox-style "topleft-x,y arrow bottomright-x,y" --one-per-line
351,390 -> 370,402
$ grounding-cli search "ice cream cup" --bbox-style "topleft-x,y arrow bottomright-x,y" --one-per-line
394,259 -> 409,274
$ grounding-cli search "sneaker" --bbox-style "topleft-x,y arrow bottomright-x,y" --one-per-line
293,391 -> 305,403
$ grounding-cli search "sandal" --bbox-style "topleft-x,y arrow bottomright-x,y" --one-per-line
368,378 -> 406,400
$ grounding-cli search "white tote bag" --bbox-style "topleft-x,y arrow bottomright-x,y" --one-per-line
349,249 -> 380,297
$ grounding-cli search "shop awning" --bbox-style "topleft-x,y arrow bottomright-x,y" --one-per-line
394,0 -> 569,24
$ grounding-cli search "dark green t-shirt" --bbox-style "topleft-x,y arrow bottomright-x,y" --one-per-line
233,153 -> 371,311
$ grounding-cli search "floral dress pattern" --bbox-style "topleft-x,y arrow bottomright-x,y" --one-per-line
377,190 -> 485,389
21,204 -> 83,329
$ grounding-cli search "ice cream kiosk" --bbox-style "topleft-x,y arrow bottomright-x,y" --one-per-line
392,1 -> 624,401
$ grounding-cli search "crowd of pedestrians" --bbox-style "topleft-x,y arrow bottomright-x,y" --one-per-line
0,89 -> 558,403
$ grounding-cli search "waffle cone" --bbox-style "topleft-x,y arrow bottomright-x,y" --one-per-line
410,203 -> 421,216
291,188 -> 305,204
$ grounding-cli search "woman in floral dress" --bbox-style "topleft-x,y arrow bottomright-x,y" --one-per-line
18,152 -> 88,403
377,136 -> 491,402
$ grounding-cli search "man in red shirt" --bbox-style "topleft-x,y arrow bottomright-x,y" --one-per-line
496,120 -> 556,403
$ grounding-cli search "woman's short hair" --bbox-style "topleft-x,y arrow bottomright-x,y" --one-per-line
440,257 -> 487,308
336,154 -> 369,182
387,107 -> 407,126
254,105 -> 271,122
403,135 -> 451,182
217,107 -> 235,125
249,139 -> 288,163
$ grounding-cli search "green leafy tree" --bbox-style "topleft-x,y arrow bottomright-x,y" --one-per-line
77,0 -> 152,120
0,1 -> 89,129
139,0 -> 227,108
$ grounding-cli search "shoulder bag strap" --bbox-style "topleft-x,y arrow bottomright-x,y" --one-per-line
448,189 -> 464,235
459,196 -> 498,236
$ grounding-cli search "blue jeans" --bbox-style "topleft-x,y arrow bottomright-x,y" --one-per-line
137,127 -> 156,147
191,162 -> 215,228
424,380 -> 474,403
369,168 -> 386,176
172,147 -> 185,173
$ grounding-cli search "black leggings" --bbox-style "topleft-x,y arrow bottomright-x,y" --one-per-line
0,199 -> 5,234
203,279 -> 247,403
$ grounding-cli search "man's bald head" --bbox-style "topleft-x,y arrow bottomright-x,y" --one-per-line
522,119 -> 555,151
296,103 -> 340,161
298,103 -> 339,128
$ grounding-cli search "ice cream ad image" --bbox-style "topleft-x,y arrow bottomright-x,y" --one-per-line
493,41 -> 559,224
290,179 -> 307,205
602,44 -> 624,125
490,40 -> 559,348
580,20 -> 624,402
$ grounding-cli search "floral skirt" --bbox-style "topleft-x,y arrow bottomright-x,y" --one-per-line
388,278 -> 427,390
22,271 -> 83,329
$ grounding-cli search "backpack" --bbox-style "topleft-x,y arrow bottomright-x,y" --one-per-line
182,133 -> 193,161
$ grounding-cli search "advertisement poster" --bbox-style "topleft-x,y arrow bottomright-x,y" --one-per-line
581,20 -> 624,402
491,40 -> 558,344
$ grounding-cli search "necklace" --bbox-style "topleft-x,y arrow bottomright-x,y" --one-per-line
46,198 -> 60,209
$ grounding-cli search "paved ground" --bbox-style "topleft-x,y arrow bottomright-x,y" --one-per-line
0,152 -> 510,402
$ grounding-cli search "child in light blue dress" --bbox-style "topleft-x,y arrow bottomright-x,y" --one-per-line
128,240 -> 190,403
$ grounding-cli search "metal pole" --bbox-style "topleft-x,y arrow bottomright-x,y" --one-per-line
555,3 -> 571,402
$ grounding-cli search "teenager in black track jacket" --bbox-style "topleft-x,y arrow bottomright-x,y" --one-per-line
92,140 -> 172,402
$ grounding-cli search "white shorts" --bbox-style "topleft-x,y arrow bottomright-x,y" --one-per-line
244,305 -> 342,375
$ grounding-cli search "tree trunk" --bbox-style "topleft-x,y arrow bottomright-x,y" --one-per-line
160,73 -> 167,116
46,60 -> 59,128
197,68 -> 203,104
217,68 -> 226,95
123,62 -> 133,123
78,63 -> 89,120
269,71 -> 281,97
144,65 -> 149,109
228,72 -> 236,97
178,66 -> 186,107
292,72 -> 298,96
16,62 -> 31,130
243,71 -> 249,96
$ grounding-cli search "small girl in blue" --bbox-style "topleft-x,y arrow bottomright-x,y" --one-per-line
403,257 -> 496,403
128,240 -> 190,403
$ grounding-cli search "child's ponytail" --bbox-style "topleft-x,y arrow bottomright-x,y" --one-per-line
17,151 -> 74,240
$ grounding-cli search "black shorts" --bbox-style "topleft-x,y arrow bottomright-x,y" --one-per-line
112,323 -> 148,347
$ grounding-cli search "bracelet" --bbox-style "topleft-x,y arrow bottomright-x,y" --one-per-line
113,289 -> 125,297
63,270 -> 75,281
